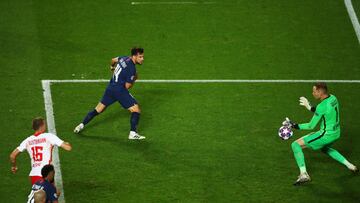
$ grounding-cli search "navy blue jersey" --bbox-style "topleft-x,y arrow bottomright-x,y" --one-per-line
27,179 -> 58,203
109,56 -> 137,89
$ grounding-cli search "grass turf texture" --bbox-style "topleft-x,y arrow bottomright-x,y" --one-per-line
1,0 -> 360,202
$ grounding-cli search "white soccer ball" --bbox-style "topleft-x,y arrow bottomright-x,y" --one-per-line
278,125 -> 293,140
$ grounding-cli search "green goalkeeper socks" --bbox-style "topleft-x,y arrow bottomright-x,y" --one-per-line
321,147 -> 355,169
291,143 -> 355,172
291,142 -> 307,173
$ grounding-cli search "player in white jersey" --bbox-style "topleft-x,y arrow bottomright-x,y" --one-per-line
9,117 -> 72,185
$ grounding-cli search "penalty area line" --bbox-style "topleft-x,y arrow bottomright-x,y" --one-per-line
41,80 -> 66,203
40,77 -> 360,203
344,0 -> 360,44
130,1 -> 216,5
43,79 -> 360,83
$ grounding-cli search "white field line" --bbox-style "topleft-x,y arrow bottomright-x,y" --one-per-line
40,2 -> 359,200
42,81 -> 65,203
131,1 -> 215,5
41,78 -> 360,203
345,0 -> 360,44
44,79 -> 360,83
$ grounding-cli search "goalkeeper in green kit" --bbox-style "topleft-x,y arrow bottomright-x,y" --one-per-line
283,82 -> 358,185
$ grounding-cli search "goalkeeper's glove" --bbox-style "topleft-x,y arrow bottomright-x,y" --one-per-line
282,117 -> 299,129
299,96 -> 312,111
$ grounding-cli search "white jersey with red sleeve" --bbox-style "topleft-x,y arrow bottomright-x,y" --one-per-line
17,133 -> 64,176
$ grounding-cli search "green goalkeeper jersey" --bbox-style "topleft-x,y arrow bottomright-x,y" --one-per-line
299,94 -> 340,133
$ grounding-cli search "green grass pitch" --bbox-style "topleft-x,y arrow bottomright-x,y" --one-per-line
1,0 -> 360,202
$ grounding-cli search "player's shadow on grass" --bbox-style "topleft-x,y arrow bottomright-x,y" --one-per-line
78,133 -> 151,151
78,133 -> 119,142
135,88 -> 180,131
304,174 -> 360,202
333,173 -> 360,201
80,109 -> 129,131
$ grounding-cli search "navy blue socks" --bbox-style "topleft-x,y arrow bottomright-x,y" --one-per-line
130,112 -> 140,132
82,109 -> 99,125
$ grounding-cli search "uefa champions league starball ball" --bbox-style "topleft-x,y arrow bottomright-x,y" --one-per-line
278,126 -> 293,140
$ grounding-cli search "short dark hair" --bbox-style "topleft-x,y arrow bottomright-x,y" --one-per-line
41,164 -> 54,178
32,117 -> 45,131
131,47 -> 144,56
314,82 -> 328,93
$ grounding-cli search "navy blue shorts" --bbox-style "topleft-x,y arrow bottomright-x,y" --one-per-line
100,87 -> 137,109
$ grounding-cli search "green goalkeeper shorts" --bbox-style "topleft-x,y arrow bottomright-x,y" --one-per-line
303,130 -> 340,150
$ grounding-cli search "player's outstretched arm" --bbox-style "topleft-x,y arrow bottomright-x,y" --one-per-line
60,142 -> 72,151
9,149 -> 21,174
298,113 -> 322,130
283,117 -> 300,129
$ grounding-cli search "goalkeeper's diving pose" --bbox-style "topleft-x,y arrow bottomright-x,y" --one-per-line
283,82 -> 358,186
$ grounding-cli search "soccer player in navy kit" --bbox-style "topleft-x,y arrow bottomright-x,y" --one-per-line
27,164 -> 58,203
74,47 -> 145,139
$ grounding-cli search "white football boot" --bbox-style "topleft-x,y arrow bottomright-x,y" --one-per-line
350,166 -> 359,174
128,131 -> 145,140
293,172 -> 311,186
74,123 -> 84,133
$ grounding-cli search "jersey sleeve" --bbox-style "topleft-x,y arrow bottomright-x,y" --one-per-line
125,66 -> 136,84
47,133 -> 64,147
16,138 -> 28,152
298,104 -> 326,130
46,185 -> 58,201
